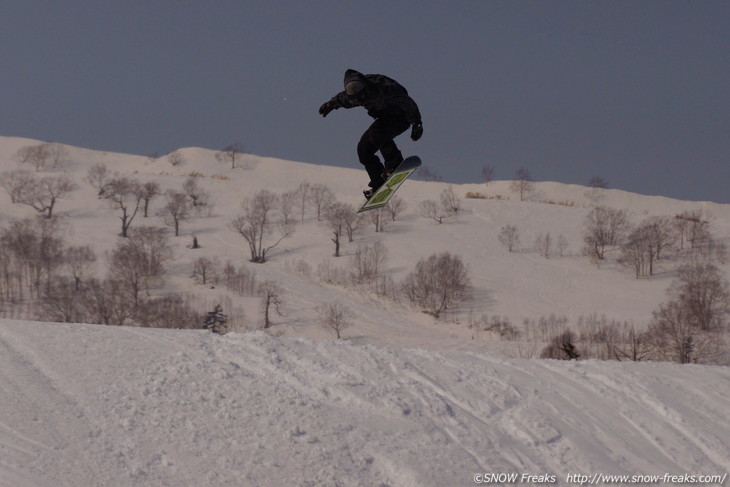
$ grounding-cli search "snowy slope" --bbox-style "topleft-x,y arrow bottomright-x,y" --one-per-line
1,137 -> 730,486
1,319 -> 729,487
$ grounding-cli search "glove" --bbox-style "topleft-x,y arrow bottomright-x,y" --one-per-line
319,101 -> 334,117
410,122 -> 423,141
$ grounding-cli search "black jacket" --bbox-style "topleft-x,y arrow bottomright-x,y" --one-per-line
327,69 -> 422,125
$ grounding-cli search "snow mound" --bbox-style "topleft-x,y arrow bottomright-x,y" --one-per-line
1,319 -> 728,486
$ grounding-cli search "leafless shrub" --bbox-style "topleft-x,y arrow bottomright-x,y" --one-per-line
222,262 -> 258,296
167,150 -> 185,166
317,260 -> 350,287
385,195 -> 407,221
419,200 -> 447,224
540,330 -> 581,360
318,301 -> 352,339
350,242 -> 388,286
402,252 -> 470,317
535,232 -> 552,258
229,190 -> 296,263
440,186 -> 461,215
137,294 -> 205,329
498,225 -> 520,252
182,177 -> 211,214
469,314 -> 520,340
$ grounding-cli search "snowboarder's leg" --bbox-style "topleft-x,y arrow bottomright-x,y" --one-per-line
357,131 -> 385,188
357,117 -> 410,188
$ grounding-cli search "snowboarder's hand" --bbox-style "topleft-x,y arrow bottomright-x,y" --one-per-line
319,101 -> 334,117
411,122 -> 423,141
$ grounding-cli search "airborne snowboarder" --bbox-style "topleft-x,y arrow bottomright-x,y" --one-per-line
319,69 -> 423,199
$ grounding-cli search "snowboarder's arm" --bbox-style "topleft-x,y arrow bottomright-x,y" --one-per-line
319,91 -> 358,117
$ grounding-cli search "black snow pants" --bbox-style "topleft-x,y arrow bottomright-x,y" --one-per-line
357,115 -> 410,188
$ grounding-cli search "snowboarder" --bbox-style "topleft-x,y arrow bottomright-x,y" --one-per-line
319,69 -> 423,198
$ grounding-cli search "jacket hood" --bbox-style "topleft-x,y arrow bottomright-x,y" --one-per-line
343,69 -> 367,87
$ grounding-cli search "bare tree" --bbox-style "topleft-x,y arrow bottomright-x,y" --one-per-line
402,252 -> 470,317
15,142 -> 68,171
103,178 -> 144,237
649,261 -> 729,363
324,201 -> 356,257
279,190 -> 298,227
498,225 -> 520,252
0,217 -> 65,300
109,226 -> 172,309
620,217 -> 675,278
85,163 -> 110,197
0,169 -> 35,203
482,165 -> 494,185
296,182 -> 311,221
510,167 -> 534,201
64,245 -> 96,289
350,242 -> 388,285
318,301 -> 352,339
582,206 -> 630,262
557,234 -> 569,257
674,210 -> 712,250
215,142 -> 246,169
369,207 -> 388,232
76,278 -> 134,326
140,181 -> 161,218
229,190 -> 295,263
384,195 -> 407,222
588,176 -> 609,189
416,165 -> 443,182
259,280 -> 284,329
192,257 -> 220,286
535,232 -> 552,258
18,174 -> 77,218
159,189 -> 192,236
308,184 -> 335,221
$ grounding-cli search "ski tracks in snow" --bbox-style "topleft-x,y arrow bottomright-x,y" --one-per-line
1,320 -> 729,486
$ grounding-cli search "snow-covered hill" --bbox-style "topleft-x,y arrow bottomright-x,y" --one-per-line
1,319 -> 729,486
1,136 -> 729,485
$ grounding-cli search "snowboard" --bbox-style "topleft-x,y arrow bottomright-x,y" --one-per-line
358,155 -> 421,213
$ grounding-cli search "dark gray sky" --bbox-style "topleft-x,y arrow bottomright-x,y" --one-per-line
2,1 -> 728,202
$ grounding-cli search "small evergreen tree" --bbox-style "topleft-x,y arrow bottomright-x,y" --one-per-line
204,304 -> 228,334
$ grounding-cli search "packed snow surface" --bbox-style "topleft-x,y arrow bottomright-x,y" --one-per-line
1,320 -> 729,487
